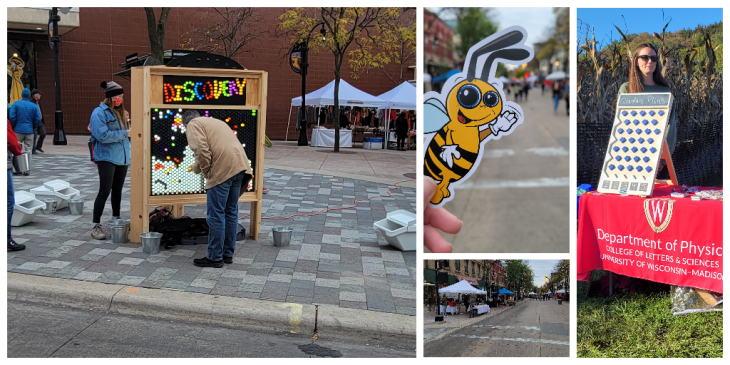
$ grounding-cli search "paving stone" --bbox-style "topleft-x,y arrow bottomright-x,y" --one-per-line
340,291 -> 367,302
315,278 -> 340,288
7,158 -> 416,316
117,275 -> 147,285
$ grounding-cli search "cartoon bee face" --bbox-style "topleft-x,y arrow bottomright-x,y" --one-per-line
422,26 -> 533,208
447,80 -> 503,128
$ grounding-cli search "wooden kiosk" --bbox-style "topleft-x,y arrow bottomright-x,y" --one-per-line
129,66 -> 268,243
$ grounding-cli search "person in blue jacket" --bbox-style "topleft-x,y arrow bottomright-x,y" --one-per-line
9,88 -> 41,176
89,81 -> 131,240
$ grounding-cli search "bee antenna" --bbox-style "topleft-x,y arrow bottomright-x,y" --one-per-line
466,30 -> 524,81
478,49 -> 532,83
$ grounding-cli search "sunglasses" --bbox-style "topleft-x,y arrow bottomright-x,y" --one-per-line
637,55 -> 658,63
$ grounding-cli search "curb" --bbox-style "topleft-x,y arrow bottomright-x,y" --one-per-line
423,300 -> 527,343
7,272 -> 416,341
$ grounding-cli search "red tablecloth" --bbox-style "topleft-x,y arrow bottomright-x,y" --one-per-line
577,183 -> 723,293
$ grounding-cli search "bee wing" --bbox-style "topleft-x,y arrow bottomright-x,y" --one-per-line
424,98 -> 449,134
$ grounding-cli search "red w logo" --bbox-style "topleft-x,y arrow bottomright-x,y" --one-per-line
643,198 -> 674,233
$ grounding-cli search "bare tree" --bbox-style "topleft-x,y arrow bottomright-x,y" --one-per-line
181,8 -> 263,60
144,8 -> 171,63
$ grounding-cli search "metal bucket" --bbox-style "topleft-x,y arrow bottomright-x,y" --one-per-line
272,226 -> 292,247
42,198 -> 57,214
141,232 -> 163,254
68,199 -> 85,215
110,219 -> 130,227
13,153 -> 30,173
111,225 -> 130,243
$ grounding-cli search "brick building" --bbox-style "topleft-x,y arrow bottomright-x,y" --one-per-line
7,7 -> 415,139
423,259 -> 505,289
423,9 -> 455,76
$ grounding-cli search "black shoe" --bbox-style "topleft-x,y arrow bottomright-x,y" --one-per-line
8,239 -> 26,251
223,256 -> 233,264
32,151 -> 38,155
36,148 -> 44,153
12,172 -> 22,176
193,257 -> 224,268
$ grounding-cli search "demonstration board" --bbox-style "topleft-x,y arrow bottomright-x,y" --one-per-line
597,93 -> 674,196
130,66 -> 268,243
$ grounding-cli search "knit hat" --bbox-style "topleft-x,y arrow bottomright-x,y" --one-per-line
30,89 -> 41,97
100,81 -> 124,98
21,88 -> 31,99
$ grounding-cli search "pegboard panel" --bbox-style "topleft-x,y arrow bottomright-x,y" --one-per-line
597,93 -> 673,196
149,108 -> 258,196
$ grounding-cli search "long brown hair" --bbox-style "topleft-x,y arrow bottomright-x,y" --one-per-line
103,98 -> 128,130
627,43 -> 669,93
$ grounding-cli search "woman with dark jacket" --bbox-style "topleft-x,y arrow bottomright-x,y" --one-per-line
89,81 -> 131,240
395,112 -> 409,151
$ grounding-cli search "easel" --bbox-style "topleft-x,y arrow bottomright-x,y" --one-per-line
658,142 -> 678,186
129,66 -> 268,243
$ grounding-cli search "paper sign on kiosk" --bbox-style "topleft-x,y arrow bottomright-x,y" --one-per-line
597,93 -> 674,197
423,27 -> 533,208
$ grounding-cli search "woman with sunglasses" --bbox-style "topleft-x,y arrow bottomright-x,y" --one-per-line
618,43 -> 678,167
88,81 -> 132,240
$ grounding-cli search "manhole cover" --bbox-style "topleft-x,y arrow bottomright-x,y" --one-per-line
298,343 -> 343,357
403,173 -> 416,179
316,150 -> 357,155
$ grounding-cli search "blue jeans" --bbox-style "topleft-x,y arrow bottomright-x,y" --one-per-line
553,95 -> 560,112
206,171 -> 244,261
8,169 -> 15,239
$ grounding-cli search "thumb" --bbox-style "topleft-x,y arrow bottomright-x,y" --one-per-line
424,176 -> 437,209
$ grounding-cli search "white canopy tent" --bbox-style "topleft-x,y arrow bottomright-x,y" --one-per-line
556,289 -> 567,294
377,81 -> 416,149
438,280 -> 488,295
287,79 -> 387,142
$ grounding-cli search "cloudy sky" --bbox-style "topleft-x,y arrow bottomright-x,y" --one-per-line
428,7 -> 558,49
525,260 -> 561,287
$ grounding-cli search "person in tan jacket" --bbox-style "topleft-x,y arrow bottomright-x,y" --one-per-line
182,110 -> 252,268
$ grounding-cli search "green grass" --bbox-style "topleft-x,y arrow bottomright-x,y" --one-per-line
577,278 -> 723,358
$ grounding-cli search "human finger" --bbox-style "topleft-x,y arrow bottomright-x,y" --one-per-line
425,206 -> 462,234
423,176 -> 437,210
423,225 -> 453,253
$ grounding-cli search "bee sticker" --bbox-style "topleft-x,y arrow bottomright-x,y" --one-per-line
424,26 -> 534,208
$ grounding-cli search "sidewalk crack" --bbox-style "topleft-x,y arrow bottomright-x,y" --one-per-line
46,286 -> 125,357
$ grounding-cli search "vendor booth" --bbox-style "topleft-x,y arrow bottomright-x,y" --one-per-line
129,66 -> 268,242
439,280 -> 490,316
577,91 -> 723,314
377,81 -> 416,150
287,79 -> 386,147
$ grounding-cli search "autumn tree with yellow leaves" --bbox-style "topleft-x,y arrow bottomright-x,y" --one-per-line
278,7 -> 413,152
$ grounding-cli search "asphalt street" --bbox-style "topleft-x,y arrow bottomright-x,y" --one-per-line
424,300 -> 569,357
435,90 -> 570,253
7,299 -> 415,358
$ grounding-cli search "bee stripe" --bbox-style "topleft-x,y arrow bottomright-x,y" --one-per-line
424,151 -> 443,178
453,156 -> 473,170
449,160 -> 471,178
456,147 -> 479,162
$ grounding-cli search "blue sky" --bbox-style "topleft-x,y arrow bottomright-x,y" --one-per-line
428,7 -> 557,49
577,8 -> 723,49
525,260 -> 561,287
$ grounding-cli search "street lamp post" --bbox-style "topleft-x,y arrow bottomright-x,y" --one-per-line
50,7 -> 67,145
295,41 -> 309,146
295,24 -> 326,147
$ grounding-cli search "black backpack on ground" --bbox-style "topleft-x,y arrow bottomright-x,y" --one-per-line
149,208 -> 246,249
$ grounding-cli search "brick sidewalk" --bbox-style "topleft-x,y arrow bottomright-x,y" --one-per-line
8,154 -> 417,315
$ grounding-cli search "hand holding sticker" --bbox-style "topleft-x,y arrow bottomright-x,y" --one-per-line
423,26 -> 534,208
423,177 -> 461,253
